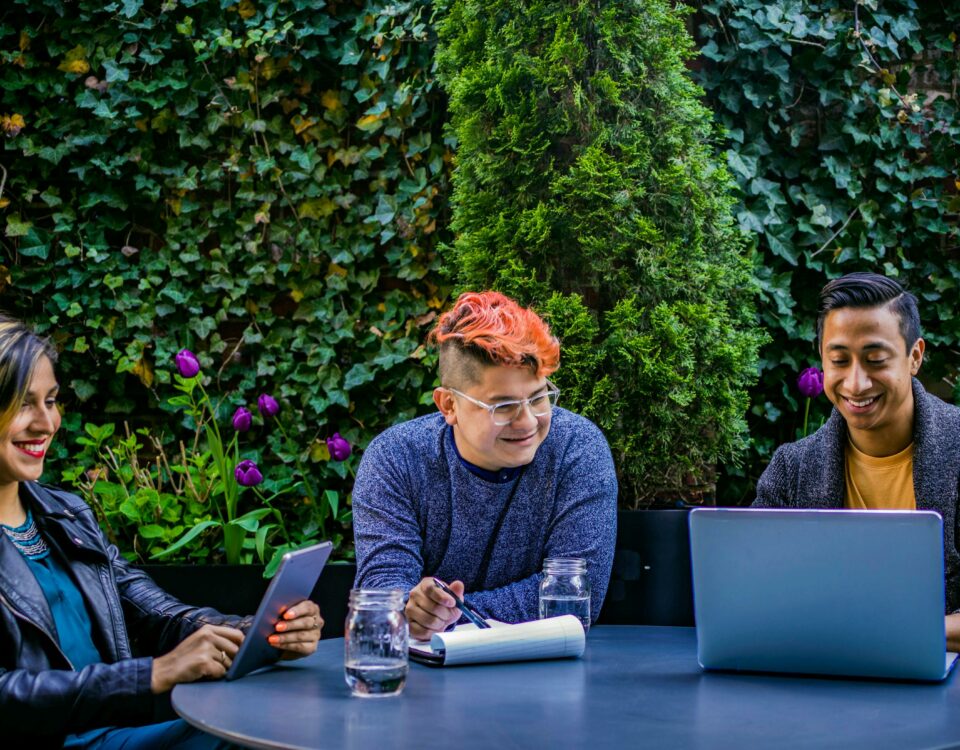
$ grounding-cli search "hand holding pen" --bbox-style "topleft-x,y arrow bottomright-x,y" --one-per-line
432,577 -> 491,630
406,576 -> 489,640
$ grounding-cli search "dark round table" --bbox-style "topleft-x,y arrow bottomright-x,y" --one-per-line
173,625 -> 960,750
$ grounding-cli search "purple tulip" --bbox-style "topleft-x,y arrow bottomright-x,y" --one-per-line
174,349 -> 200,379
257,393 -> 280,417
797,367 -> 824,398
234,459 -> 263,487
232,407 -> 252,432
326,432 -> 352,461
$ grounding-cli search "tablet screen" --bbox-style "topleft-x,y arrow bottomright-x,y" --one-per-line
225,541 -> 333,680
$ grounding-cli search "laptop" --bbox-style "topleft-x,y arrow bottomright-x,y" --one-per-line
689,508 -> 959,681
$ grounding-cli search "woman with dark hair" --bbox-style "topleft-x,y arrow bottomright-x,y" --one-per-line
0,316 -> 323,748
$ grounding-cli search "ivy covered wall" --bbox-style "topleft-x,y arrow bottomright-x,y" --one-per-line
693,0 -> 960,502
7,0 -> 953,527
0,0 -> 450,557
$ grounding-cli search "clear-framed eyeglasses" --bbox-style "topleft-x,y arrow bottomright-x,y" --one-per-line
446,381 -> 560,426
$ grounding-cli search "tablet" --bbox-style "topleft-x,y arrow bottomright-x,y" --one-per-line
225,541 -> 333,680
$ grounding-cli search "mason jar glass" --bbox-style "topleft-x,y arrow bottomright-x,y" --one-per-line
344,589 -> 408,698
538,557 -> 591,634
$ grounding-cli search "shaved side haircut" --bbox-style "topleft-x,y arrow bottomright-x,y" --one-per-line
430,291 -> 560,388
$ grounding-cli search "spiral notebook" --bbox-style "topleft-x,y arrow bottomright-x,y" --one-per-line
409,615 -> 586,666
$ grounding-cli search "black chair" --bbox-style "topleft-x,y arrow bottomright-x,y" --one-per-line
597,509 -> 694,626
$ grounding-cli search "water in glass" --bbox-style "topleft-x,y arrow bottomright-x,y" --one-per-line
344,589 -> 408,698
539,594 -> 591,632
538,557 -> 591,634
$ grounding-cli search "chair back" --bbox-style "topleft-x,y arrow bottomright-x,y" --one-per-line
597,508 -> 694,626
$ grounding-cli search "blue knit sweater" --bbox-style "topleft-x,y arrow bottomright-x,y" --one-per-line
352,407 -> 618,623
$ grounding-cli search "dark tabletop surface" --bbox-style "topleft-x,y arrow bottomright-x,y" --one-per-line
172,625 -> 960,750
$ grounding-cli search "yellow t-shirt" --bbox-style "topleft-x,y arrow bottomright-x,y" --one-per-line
844,440 -> 916,510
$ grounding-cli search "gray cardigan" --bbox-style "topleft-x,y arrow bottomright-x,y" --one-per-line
754,378 -> 960,613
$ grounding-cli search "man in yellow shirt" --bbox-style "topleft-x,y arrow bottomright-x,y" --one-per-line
753,272 -> 960,649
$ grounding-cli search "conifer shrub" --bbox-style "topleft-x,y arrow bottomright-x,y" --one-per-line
436,0 -> 767,505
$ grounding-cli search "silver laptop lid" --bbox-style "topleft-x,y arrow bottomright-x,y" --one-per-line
690,508 -> 952,681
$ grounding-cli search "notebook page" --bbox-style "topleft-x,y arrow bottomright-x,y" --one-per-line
410,620 -> 505,656
431,615 -> 585,665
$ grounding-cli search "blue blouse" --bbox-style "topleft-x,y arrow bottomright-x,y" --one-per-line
1,510 -> 103,670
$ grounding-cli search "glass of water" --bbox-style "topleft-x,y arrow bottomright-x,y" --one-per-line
538,557 -> 591,634
344,589 -> 408,698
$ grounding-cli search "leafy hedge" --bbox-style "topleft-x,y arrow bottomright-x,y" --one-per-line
7,0 -> 866,525
693,0 -> 960,503
436,0 -> 767,506
0,0 -> 450,560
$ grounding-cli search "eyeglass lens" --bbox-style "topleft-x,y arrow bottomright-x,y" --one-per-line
491,391 -> 557,425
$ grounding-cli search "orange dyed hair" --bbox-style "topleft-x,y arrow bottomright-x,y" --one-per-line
430,291 -> 560,383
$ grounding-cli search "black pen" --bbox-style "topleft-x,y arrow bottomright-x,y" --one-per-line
432,577 -> 492,629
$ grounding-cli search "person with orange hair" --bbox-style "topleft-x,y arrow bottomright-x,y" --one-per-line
352,291 -> 618,639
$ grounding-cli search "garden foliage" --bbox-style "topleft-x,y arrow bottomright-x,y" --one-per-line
436,0 -> 767,506
0,0 -> 450,559
693,0 -> 960,502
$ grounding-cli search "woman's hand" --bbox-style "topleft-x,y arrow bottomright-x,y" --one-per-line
150,624 -> 245,694
270,599 -> 324,660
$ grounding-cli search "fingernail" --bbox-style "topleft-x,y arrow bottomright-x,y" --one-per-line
269,635 -> 280,645
276,622 -> 287,632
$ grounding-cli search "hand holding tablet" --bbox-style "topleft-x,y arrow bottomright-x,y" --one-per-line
268,598 -> 325,659
226,541 -> 333,680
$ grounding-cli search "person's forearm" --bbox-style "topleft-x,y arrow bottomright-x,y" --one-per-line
466,573 -> 540,624
0,658 -> 156,736
945,613 -> 960,652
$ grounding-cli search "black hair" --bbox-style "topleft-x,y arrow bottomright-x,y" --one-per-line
816,272 -> 921,353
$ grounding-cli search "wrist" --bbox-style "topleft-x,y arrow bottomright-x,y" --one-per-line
149,656 -> 172,694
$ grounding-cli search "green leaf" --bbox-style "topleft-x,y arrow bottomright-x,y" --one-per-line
152,520 -> 220,559
119,500 -> 139,521
324,489 -> 339,518
726,151 -> 757,180
368,194 -> 396,225
5,216 -> 32,238
339,40 -> 362,65
264,548 -> 286,578
103,60 -> 130,83
343,363 -> 374,390
230,507 -> 274,532
809,204 -> 833,228
255,523 -> 273,561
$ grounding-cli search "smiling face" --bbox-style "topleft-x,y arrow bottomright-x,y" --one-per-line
433,364 -> 552,471
0,355 -> 61,491
820,304 -> 923,457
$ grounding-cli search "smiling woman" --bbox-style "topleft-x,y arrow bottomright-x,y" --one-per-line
0,321 -> 61,504
0,315 -> 323,748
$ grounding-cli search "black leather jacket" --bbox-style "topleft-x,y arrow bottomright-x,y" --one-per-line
0,481 -> 248,743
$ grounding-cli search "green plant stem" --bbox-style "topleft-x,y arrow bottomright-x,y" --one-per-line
194,378 -> 245,563
273,416 -> 319,507
802,397 -> 811,438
